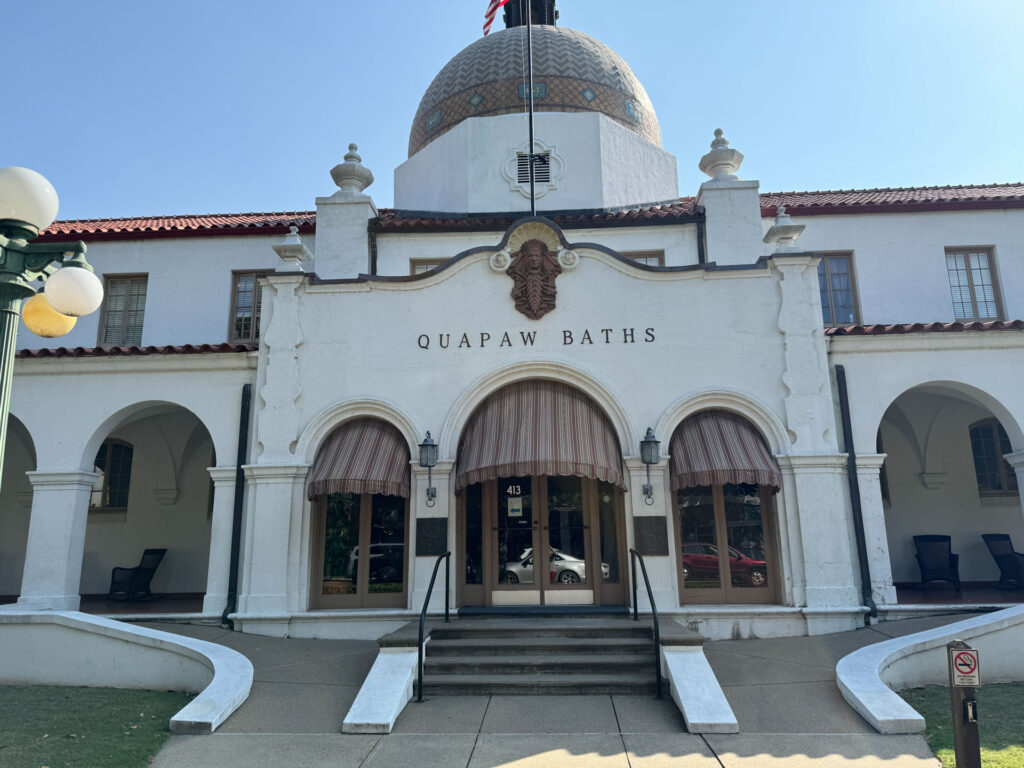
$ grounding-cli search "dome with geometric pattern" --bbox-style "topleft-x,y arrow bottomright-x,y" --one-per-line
409,25 -> 660,157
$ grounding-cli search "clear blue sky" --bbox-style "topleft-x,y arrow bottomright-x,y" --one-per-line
4,0 -> 1022,221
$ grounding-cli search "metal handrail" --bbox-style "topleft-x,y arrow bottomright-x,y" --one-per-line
629,548 -> 663,699
416,550 -> 451,703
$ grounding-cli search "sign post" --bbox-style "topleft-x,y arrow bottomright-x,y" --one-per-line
947,639 -> 981,768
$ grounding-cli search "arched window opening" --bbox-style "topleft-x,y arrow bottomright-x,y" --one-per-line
307,418 -> 410,609
670,410 -> 782,605
90,439 -> 134,511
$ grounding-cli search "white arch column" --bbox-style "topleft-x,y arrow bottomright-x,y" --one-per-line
624,456 -> 676,610
776,454 -> 861,633
16,470 -> 99,611
1006,452 -> 1024,522
855,454 -> 897,605
411,460 -> 454,613
237,464 -> 309,629
203,467 -> 239,615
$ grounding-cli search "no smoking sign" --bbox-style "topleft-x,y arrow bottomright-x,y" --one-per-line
951,648 -> 981,687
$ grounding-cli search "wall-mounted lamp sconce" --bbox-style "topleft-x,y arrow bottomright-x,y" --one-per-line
639,427 -> 660,505
418,431 -> 438,507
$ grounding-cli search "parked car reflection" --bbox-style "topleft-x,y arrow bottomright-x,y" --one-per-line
499,548 -> 610,584
680,543 -> 766,587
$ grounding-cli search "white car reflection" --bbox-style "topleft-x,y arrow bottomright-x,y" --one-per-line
500,548 -> 610,584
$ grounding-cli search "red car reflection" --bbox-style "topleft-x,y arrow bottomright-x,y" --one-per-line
680,543 -> 767,587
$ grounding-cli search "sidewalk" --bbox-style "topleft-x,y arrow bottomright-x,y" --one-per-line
142,614 -> 972,767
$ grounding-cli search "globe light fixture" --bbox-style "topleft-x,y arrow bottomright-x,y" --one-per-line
21,292 -> 76,338
0,166 -> 104,491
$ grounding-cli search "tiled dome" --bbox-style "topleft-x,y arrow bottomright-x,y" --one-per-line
409,25 -> 660,157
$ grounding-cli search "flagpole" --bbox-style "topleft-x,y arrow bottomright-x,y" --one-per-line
526,0 -> 537,215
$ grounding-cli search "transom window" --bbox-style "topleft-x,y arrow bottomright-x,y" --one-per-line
229,271 -> 269,343
99,275 -> 147,346
621,250 -> 665,267
946,248 -> 1001,320
969,419 -> 1018,496
90,439 -> 133,510
815,253 -> 858,326
410,259 -> 446,275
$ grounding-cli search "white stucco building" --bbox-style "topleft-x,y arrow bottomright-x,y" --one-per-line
2,2 -> 1022,643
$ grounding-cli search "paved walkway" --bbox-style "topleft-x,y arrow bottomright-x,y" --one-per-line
141,614 -> 976,767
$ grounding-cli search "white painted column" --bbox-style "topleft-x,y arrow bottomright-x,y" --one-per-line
1005,452 -> 1024,522
237,464 -> 308,623
855,454 -> 898,605
17,470 -> 99,611
202,467 -> 239,615
411,461 -> 454,614
624,457 -> 676,612
776,455 -> 861,630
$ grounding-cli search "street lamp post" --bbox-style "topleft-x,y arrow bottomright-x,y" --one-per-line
0,166 -> 104,491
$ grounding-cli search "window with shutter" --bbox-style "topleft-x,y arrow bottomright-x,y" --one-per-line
517,152 -> 551,184
945,248 -> 1002,321
100,276 -> 148,346
229,271 -> 269,343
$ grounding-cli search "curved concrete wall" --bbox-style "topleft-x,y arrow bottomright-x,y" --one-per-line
836,605 -> 1024,733
0,611 -> 252,734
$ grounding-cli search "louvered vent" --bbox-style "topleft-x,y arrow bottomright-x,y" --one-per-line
517,152 -> 551,184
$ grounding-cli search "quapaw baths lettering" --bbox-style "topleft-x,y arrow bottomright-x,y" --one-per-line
417,328 -> 656,349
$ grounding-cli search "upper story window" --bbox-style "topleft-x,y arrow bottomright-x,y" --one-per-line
621,250 -> 665,267
946,248 -> 1002,321
969,419 -> 1018,496
815,253 -> 858,326
230,271 -> 269,343
99,275 -> 147,346
410,259 -> 446,275
90,439 -> 134,510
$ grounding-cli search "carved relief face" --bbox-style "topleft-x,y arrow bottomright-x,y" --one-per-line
507,238 -> 562,320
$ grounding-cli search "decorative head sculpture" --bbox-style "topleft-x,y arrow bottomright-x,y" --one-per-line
507,238 -> 563,319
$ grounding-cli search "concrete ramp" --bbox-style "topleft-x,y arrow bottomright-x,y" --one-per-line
342,649 -> 418,733
662,646 -> 739,733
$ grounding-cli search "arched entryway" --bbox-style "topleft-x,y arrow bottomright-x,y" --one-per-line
0,414 -> 35,603
454,379 -> 628,607
306,417 -> 412,609
79,404 -> 215,611
668,410 -> 783,605
877,384 -> 1023,602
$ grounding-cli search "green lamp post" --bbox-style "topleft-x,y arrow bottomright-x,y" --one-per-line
0,166 -> 104,491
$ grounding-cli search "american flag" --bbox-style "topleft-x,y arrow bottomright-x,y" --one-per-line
483,0 -> 511,36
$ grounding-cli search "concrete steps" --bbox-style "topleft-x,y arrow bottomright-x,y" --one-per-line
416,618 -> 662,696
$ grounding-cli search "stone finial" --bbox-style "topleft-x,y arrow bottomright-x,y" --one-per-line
272,224 -> 313,270
763,205 -> 806,253
330,143 -> 374,196
698,128 -> 744,181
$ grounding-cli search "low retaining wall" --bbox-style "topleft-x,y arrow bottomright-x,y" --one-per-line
836,605 -> 1024,734
0,611 -> 253,734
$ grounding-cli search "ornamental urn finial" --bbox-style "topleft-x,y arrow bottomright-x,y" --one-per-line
698,128 -> 744,181
762,204 -> 806,253
330,143 -> 374,196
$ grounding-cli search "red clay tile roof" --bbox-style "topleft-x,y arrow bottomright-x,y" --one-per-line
32,183 -> 1024,240
762,183 -> 1024,216
16,343 -> 257,358
37,212 -> 315,242
825,320 -> 1024,336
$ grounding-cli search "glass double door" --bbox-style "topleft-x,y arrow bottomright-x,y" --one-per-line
460,475 -> 625,607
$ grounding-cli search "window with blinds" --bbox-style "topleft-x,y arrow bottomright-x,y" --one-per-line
815,253 -> 858,326
90,439 -> 134,510
100,276 -> 148,346
517,152 -> 551,184
230,271 -> 269,343
969,419 -> 1018,496
946,248 -> 1001,321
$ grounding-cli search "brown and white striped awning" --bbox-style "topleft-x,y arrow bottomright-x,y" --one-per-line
456,380 -> 624,491
307,418 -> 411,499
669,410 -> 781,492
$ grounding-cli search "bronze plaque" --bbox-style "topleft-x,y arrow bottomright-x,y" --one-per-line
416,518 -> 449,557
633,516 -> 668,557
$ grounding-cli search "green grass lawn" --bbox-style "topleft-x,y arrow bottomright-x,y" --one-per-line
0,685 -> 192,768
900,683 -> 1024,767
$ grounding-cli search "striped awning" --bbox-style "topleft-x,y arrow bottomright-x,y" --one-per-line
669,410 -> 781,492
306,418 -> 410,499
456,380 -> 624,491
